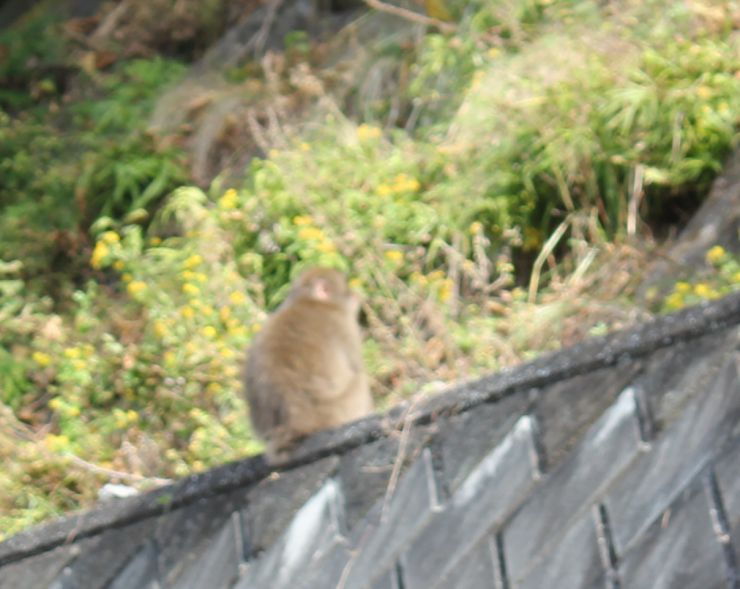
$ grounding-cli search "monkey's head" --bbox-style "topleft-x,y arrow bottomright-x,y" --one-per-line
287,266 -> 359,314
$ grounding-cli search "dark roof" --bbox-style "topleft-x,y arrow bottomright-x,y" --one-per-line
3,292 -> 740,588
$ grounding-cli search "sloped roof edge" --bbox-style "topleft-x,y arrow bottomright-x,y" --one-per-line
3,290 -> 740,568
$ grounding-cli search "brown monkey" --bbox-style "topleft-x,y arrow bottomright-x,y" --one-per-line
244,267 -> 374,464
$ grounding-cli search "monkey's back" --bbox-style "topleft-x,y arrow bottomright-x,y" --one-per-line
244,298 -> 372,446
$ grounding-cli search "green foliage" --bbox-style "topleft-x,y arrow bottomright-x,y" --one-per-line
0,58 -> 188,295
4,0 -> 740,538
662,245 -> 740,312
433,20 -> 740,246
0,5 -> 66,108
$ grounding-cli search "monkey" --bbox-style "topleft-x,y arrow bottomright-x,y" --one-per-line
244,266 -> 374,464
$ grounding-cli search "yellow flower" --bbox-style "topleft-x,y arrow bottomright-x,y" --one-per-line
300,142 -> 311,152
219,307 -> 232,323
195,273 -> 208,283
697,86 -> 713,99
64,348 -> 81,359
102,231 -> 120,244
470,221 -> 483,233
357,124 -> 382,142
113,260 -> 124,271
90,242 -> 109,269
377,184 -> 392,196
706,245 -> 726,264
164,351 -> 177,366
298,227 -> 325,241
694,283 -> 711,298
183,254 -> 203,269
218,189 -> 239,210
183,283 -> 200,295
410,271 -> 427,286
73,360 -> 87,371
220,347 -> 235,359
207,382 -> 223,394
674,282 -> 692,294
127,281 -> 148,298
665,292 -> 684,310
316,241 -> 336,252
269,149 -> 280,158
154,321 -> 168,338
294,215 -> 314,226
403,179 -> 421,192
33,351 -> 51,367
384,250 -> 403,262
190,299 -> 201,308
229,291 -> 247,305
127,410 -> 138,422
49,398 -> 63,411
67,406 -> 81,418
150,237 -> 162,246
201,305 -> 214,316
439,278 -> 454,302
45,434 -> 69,452
181,306 -> 195,319
202,326 -> 217,339
122,273 -> 133,283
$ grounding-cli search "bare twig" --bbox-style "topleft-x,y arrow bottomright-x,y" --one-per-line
627,164 -> 644,237
253,0 -> 284,57
528,215 -> 573,303
380,392 -> 426,521
229,0 -> 284,64
670,112 -> 684,164
335,522 -> 375,589
64,453 -> 172,486
361,0 -> 458,34
553,166 -> 575,212
89,0 -> 134,48
246,108 -> 272,154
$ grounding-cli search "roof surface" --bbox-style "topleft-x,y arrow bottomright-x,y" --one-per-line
3,292 -> 740,589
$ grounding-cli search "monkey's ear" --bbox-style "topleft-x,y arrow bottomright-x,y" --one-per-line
313,278 -> 332,301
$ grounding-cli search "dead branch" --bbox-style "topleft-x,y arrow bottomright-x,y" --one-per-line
362,0 -> 458,35
64,453 -> 172,486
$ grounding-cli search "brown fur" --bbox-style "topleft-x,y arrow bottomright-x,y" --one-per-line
244,267 -> 373,464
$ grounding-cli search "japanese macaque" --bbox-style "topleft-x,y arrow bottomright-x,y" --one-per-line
244,267 -> 374,464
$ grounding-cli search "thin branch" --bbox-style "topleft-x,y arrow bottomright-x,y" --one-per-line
362,0 -> 458,35
65,453 -> 172,486
627,164 -> 644,237
335,521 -> 374,589
89,0 -> 134,49
380,391 -> 426,521
528,215 -> 572,304
253,0 -> 284,57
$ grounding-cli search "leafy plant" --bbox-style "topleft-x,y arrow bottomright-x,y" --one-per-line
0,4 -> 66,108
